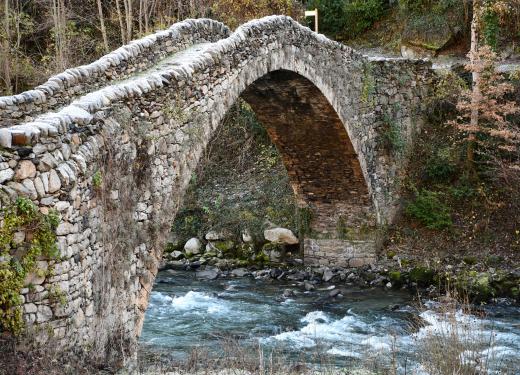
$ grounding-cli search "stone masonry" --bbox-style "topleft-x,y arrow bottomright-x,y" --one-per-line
0,16 -> 433,367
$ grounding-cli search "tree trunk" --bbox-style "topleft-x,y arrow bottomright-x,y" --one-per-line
467,0 -> 481,174
115,0 -> 126,44
2,0 -> 11,94
123,0 -> 133,42
96,0 -> 109,53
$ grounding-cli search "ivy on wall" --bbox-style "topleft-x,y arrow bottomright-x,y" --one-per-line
0,198 -> 59,334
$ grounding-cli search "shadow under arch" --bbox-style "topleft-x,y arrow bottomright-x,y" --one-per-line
236,69 -> 378,266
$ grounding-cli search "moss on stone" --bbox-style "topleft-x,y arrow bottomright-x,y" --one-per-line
388,270 -> 403,288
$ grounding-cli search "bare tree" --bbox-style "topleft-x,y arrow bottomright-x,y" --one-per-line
115,0 -> 126,44
2,0 -> 11,94
96,0 -> 109,53
466,0 -> 482,171
123,0 -> 133,42
51,0 -> 68,70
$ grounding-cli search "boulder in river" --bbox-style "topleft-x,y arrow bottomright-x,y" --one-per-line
196,268 -> 219,280
231,268 -> 248,277
264,228 -> 299,245
304,281 -> 315,291
322,268 -> 334,282
184,238 -> 202,255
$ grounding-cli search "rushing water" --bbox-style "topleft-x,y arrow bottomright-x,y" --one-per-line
140,270 -> 520,373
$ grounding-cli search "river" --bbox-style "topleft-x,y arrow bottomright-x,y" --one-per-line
139,270 -> 520,374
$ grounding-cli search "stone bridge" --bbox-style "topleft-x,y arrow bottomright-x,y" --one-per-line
0,16 -> 432,366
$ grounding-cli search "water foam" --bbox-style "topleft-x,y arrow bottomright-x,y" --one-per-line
171,291 -> 230,315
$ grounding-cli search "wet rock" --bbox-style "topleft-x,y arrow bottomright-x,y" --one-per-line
304,281 -> 315,291
264,228 -> 298,245
283,289 -> 295,298
187,261 -> 202,270
270,268 -> 283,279
328,289 -> 341,298
184,238 -> 202,255
196,268 -> 219,280
322,268 -> 334,282
231,268 -> 248,277
287,271 -> 305,281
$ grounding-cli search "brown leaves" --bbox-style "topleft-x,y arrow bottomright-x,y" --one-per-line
455,46 -> 520,145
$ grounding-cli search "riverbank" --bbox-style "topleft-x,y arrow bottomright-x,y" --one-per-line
160,247 -> 520,305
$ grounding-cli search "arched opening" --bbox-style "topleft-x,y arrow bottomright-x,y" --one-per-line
241,70 -> 375,238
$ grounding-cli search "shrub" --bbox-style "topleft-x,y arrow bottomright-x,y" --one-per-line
307,0 -> 385,39
406,189 -> 452,229
306,0 -> 349,37
425,147 -> 457,180
343,0 -> 386,37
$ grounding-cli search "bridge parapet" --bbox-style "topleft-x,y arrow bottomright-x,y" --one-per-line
0,19 -> 229,127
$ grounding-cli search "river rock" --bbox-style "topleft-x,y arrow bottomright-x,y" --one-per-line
168,251 -> 183,260
304,281 -> 315,291
205,230 -> 225,241
283,289 -> 295,298
328,289 -> 341,298
231,268 -> 248,277
196,268 -> 219,280
184,238 -> 202,254
263,228 -> 299,245
322,268 -> 334,282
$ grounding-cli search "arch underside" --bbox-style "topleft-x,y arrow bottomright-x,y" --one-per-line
241,70 -> 376,238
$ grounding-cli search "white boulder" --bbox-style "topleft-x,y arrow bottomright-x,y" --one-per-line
184,237 -> 202,254
264,228 -> 299,245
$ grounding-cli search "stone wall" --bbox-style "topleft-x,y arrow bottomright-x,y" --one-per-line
0,16 -> 433,367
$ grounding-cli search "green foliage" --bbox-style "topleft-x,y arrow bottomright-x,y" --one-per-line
0,198 -> 60,334
409,266 -> 435,286
398,0 -> 458,14
425,147 -> 457,180
427,72 -> 466,125
343,0 -> 386,36
92,170 -> 102,189
482,7 -> 499,51
296,206 -> 313,237
406,190 -> 452,230
307,0 -> 385,39
388,270 -> 404,287
306,0 -> 348,37
171,101 -> 298,244
382,114 -> 405,154
361,62 -> 376,104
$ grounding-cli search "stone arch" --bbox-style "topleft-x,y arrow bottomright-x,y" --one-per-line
0,15 -> 432,368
